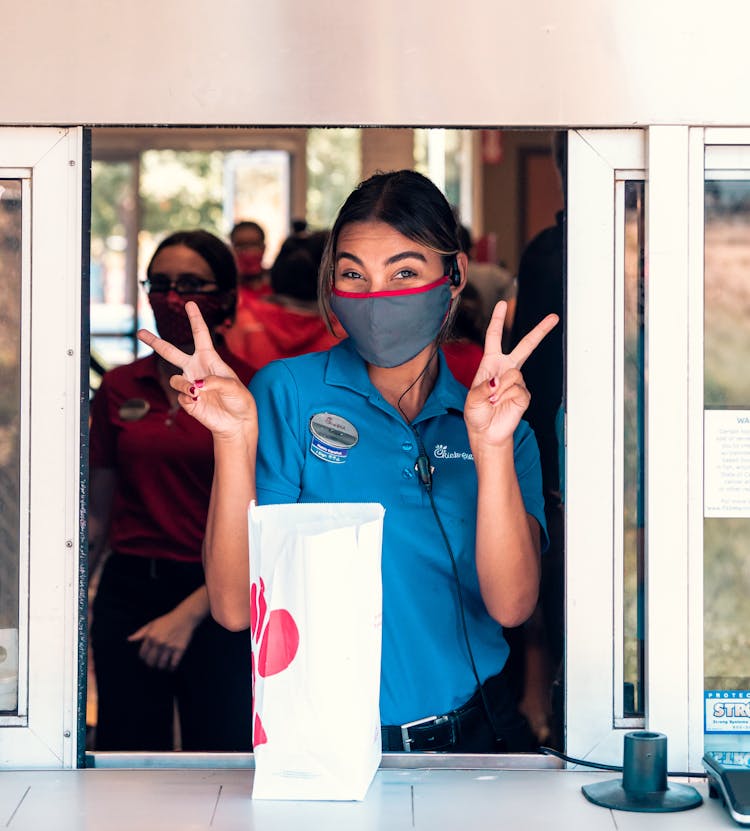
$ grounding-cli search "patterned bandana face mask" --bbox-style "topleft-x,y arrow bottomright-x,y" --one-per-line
148,292 -> 229,348
330,276 -> 452,368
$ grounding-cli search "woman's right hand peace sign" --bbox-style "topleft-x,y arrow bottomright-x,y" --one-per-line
137,300 -> 257,440
464,300 -> 558,447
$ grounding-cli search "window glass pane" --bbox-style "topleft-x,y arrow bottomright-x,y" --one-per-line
306,128 -> 361,228
443,129 -> 467,211
623,180 -> 645,718
705,180 -> 750,406
0,180 -> 22,713
414,129 -> 473,224
704,179 -> 750,749
90,160 -> 140,372
223,149 -> 290,265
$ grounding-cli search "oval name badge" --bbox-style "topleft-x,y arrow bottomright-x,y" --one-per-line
309,412 -> 358,464
118,398 -> 151,421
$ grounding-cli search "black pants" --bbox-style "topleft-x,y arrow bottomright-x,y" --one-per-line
381,667 -> 538,753
91,553 -> 253,752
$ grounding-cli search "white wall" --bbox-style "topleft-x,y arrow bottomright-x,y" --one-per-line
4,0 -> 750,126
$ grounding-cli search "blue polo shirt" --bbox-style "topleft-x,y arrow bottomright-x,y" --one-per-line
250,339 -> 546,725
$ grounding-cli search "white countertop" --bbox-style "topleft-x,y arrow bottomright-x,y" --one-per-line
0,767 -> 735,830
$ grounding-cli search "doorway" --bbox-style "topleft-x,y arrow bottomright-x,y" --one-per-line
85,125 -> 566,759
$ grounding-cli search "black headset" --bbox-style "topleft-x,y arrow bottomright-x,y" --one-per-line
449,256 -> 461,287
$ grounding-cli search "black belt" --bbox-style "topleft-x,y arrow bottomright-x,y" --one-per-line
381,688 -> 488,752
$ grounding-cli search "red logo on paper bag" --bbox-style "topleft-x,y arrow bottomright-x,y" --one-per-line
253,711 -> 267,746
250,576 -> 299,746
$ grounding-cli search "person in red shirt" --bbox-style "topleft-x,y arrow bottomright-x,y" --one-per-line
89,230 -> 254,751
230,220 -> 272,299
225,230 -> 343,372
441,281 -> 486,388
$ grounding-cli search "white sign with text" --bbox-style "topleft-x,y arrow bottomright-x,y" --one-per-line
704,410 -> 750,517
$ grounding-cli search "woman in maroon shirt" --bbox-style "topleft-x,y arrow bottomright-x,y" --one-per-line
89,230 -> 254,751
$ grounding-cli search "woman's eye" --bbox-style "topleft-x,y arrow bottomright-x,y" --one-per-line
395,269 -> 418,279
339,270 -> 362,280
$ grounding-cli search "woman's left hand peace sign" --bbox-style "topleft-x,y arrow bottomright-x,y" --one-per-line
137,301 -> 257,440
464,301 -> 558,446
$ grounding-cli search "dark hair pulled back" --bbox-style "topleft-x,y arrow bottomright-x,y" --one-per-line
319,170 -> 462,332
147,229 -> 238,316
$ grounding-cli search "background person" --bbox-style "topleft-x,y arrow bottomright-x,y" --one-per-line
509,131 -> 566,747
138,171 -> 558,753
89,230 -> 254,751
224,230 -> 342,372
230,220 -> 271,297
440,281 -> 485,388
459,223 -> 516,346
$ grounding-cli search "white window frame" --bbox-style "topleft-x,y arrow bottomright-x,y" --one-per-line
1,125 -> 727,772
0,128 -> 83,767
566,128 -> 707,772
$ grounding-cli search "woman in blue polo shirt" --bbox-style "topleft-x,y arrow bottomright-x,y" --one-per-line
138,170 -> 558,752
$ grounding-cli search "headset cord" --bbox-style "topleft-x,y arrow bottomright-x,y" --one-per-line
411,425 -> 504,745
394,351 -> 504,743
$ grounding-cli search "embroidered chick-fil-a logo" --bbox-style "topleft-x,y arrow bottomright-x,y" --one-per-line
250,576 -> 300,746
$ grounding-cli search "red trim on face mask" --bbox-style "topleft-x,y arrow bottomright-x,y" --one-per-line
331,274 -> 450,299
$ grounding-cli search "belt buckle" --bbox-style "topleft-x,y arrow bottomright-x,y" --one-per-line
400,715 -> 442,752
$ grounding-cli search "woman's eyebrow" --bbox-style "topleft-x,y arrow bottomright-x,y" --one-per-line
335,250 -> 428,266
336,251 -> 363,265
385,251 -> 428,265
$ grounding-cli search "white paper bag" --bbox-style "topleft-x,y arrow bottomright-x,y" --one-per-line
248,501 -> 385,801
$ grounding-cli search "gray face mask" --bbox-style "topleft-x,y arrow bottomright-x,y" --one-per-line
330,276 -> 452,368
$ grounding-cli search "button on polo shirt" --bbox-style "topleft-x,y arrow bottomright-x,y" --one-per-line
250,339 -> 546,725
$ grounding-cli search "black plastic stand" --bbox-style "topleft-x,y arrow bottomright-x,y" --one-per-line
582,731 -> 703,813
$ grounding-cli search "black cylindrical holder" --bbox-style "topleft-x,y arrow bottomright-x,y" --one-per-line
582,730 -> 703,813
622,731 -> 668,794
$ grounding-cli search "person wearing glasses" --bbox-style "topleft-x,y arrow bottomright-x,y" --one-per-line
88,230 -> 254,751
224,230 -> 343,373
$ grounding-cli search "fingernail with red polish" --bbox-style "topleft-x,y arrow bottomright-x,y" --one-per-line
189,386 -> 195,395
195,379 -> 204,388
489,377 -> 497,388
191,396 -> 199,402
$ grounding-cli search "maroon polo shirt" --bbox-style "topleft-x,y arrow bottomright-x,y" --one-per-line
89,346 -> 254,563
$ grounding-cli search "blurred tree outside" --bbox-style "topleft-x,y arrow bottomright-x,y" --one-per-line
705,517 -> 750,685
139,150 -> 225,238
306,128 -> 361,229
91,151 -> 228,317
90,162 -> 133,243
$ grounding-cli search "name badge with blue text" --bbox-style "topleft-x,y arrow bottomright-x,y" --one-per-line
309,412 -> 358,464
